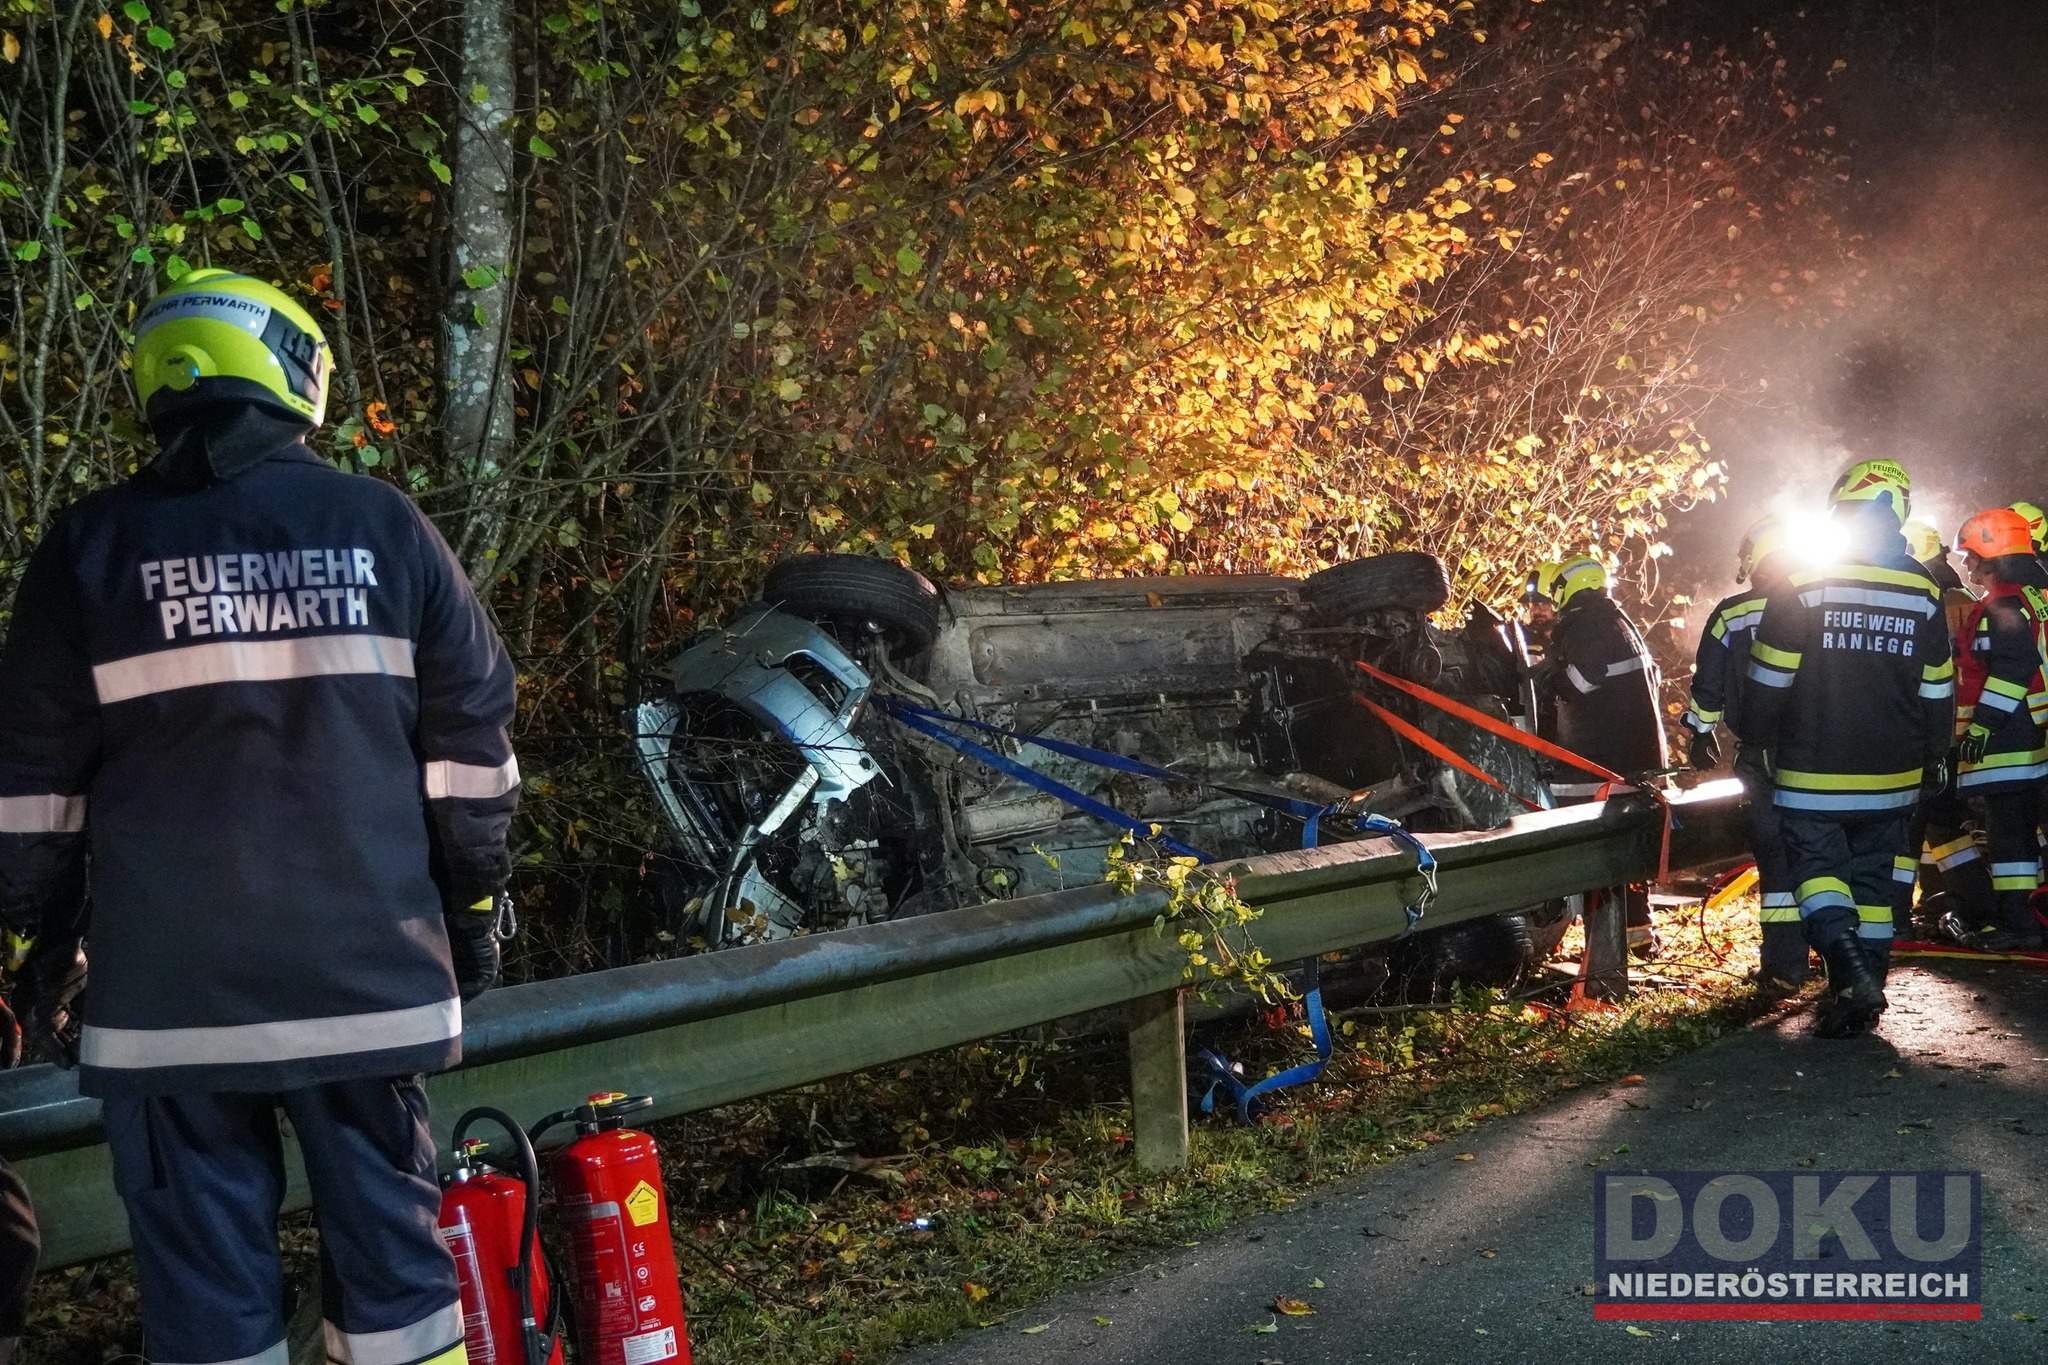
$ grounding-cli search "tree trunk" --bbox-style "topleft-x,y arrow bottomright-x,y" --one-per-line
442,0 -> 517,581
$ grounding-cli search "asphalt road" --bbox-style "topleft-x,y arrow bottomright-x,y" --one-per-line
900,958 -> 2048,1365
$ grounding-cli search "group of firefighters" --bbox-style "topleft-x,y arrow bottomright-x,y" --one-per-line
1524,457 -> 2048,1040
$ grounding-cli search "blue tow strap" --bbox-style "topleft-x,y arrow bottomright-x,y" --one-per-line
876,698 -> 1213,861
1198,957 -> 1334,1124
1198,807 -> 1334,1123
875,694 -> 1441,1121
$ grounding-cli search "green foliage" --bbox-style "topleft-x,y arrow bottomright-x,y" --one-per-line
1105,834 -> 1279,999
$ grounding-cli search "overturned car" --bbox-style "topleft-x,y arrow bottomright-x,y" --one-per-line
630,552 -> 1572,977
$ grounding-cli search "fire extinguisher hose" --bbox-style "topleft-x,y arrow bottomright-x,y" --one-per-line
451,1107 -> 560,1365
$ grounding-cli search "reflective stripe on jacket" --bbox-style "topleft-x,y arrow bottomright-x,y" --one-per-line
1954,582 -> 2048,789
1682,589 -> 1768,735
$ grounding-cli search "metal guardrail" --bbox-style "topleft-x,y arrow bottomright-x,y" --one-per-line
5,780 -> 1747,1269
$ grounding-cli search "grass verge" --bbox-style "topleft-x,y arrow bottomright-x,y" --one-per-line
646,896 -> 1786,1364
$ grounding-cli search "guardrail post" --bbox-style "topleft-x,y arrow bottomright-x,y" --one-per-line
1127,989 -> 1189,1171
1582,887 -> 1629,1000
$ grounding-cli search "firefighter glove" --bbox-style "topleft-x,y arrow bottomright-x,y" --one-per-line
446,896 -> 506,1001
1687,726 -> 1722,772
15,935 -> 86,1069
1958,724 -> 1992,767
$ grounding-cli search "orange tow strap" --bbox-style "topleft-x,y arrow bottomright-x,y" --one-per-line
1350,693 -> 1543,812
1353,659 -> 1673,882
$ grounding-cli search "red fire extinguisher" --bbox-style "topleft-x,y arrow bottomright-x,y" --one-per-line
532,1093 -> 690,1365
438,1109 -> 563,1365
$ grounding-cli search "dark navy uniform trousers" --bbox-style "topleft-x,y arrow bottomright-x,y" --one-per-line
104,1076 -> 461,1365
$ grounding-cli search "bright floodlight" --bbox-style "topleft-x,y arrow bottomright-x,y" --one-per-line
1781,508 -> 1851,569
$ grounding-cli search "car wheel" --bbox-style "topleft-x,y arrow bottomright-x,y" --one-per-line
1302,551 -> 1451,621
1522,898 -> 1577,961
761,553 -> 942,655
1388,912 -> 1536,991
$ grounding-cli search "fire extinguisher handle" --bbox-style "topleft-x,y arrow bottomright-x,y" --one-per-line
450,1107 -> 556,1365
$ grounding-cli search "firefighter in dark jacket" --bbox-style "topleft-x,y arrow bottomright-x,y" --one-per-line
0,270 -> 519,1365
1525,555 -> 1668,952
1681,515 -> 1807,987
1736,459 -> 1953,1037
1525,556 -> 1668,786
1941,508 -> 2048,951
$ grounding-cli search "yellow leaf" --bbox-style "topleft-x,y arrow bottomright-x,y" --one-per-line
1092,1317 -> 1112,1327
2,30 -> 18,61
749,480 -> 773,505
1624,1325 -> 1654,1337
96,13 -> 113,39
963,1282 -> 989,1301
1271,1297 -> 1315,1316
1021,1325 -> 1050,1335
1454,1152 -> 1476,1161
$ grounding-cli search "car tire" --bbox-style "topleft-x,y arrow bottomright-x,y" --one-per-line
1389,912 -> 1536,991
1302,551 -> 1451,620
761,554 -> 942,654
1522,898 -> 1576,961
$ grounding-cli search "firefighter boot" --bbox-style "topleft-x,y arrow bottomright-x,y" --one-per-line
1812,931 -> 1887,1039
